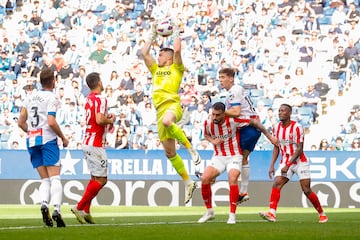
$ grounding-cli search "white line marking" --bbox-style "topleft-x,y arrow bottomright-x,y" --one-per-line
0,219 -> 265,230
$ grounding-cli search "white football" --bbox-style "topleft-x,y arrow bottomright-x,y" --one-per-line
156,19 -> 174,37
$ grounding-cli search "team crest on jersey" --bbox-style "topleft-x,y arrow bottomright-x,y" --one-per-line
228,93 -> 234,100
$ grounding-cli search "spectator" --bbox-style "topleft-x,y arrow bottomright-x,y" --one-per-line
177,105 -> 191,128
117,112 -> 131,134
304,14 -> 320,35
333,136 -> 345,151
187,95 -> 199,113
318,138 -> 331,150
57,34 -> 71,55
200,91 -> 212,112
302,84 -> 320,123
143,129 -> 158,150
57,61 -> 74,86
29,10 -> 44,31
298,36 -> 314,69
287,87 -> 304,108
64,44 -> 81,69
143,75 -> 152,96
120,70 -> 135,91
140,102 -> 156,127
190,102 -> 208,125
107,70 -> 121,90
0,51 -> 11,73
93,16 -> 105,37
88,41 -> 111,65
314,75 -> 330,114
132,83 -> 144,105
121,0 -> 135,15
263,107 -> 278,132
104,85 -> 118,109
332,45 -> 349,96
127,104 -> 141,132
30,35 -> 44,62
113,127 -> 129,149
201,77 -> 219,97
128,126 -> 145,149
350,138 -> 360,151
43,31 -> 58,57
346,3 -> 360,23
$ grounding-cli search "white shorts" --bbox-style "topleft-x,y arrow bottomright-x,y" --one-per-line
275,160 -> 311,180
209,155 -> 242,175
82,144 -> 108,177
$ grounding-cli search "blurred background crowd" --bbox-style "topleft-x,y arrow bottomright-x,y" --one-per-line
0,0 -> 359,151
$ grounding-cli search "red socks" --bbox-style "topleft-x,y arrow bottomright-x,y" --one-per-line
77,179 -> 103,213
307,192 -> 324,214
269,187 -> 281,210
229,185 -> 239,214
201,183 -> 212,209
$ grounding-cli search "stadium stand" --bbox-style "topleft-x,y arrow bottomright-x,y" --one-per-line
0,0 -> 359,151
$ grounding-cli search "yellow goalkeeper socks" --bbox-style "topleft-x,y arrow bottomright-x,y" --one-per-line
169,154 -> 190,182
167,123 -> 192,149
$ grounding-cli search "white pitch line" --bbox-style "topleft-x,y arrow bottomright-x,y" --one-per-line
0,219 -> 265,230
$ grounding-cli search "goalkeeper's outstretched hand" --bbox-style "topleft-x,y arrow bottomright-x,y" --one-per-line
170,17 -> 180,38
147,21 -> 158,42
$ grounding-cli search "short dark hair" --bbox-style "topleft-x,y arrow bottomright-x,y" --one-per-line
218,68 -> 236,78
280,103 -> 292,113
86,72 -> 101,90
160,47 -> 174,55
212,102 -> 226,112
40,69 -> 54,88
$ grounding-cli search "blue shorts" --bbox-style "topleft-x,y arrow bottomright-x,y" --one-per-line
28,139 -> 60,168
239,126 -> 261,152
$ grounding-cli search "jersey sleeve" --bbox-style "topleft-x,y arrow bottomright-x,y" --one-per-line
96,95 -> 108,115
228,85 -> 244,107
47,95 -> 59,117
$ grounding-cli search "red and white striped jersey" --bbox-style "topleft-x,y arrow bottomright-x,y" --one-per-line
82,92 -> 108,147
204,116 -> 250,156
273,120 -> 308,165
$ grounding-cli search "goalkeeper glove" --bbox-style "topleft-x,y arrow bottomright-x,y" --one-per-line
171,17 -> 181,38
146,21 -> 158,42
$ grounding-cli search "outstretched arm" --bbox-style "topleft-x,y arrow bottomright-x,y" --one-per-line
141,21 -> 157,69
171,17 -> 182,65
250,118 -> 278,146
225,105 -> 241,118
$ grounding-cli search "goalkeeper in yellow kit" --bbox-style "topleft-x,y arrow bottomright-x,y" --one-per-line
141,18 -> 200,204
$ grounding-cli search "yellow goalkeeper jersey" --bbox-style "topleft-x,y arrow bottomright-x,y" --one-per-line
149,62 -> 185,110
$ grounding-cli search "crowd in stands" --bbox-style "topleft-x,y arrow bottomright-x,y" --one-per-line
0,0 -> 359,151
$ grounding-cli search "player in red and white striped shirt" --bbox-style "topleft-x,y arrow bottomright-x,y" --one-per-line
71,72 -> 116,224
259,104 -> 328,223
198,102 -> 273,224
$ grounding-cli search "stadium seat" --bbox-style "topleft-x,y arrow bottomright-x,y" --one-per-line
0,4 -> 5,21
296,106 -> 314,129
127,11 -> 139,20
135,3 -> 145,12
260,97 -> 274,108
250,89 -> 264,98
323,7 -> 335,16
318,16 -> 332,25
297,106 -> 313,116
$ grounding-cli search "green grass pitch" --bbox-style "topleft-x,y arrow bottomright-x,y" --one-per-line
0,205 -> 359,240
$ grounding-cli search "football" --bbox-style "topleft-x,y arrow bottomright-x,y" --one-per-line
156,19 -> 174,37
